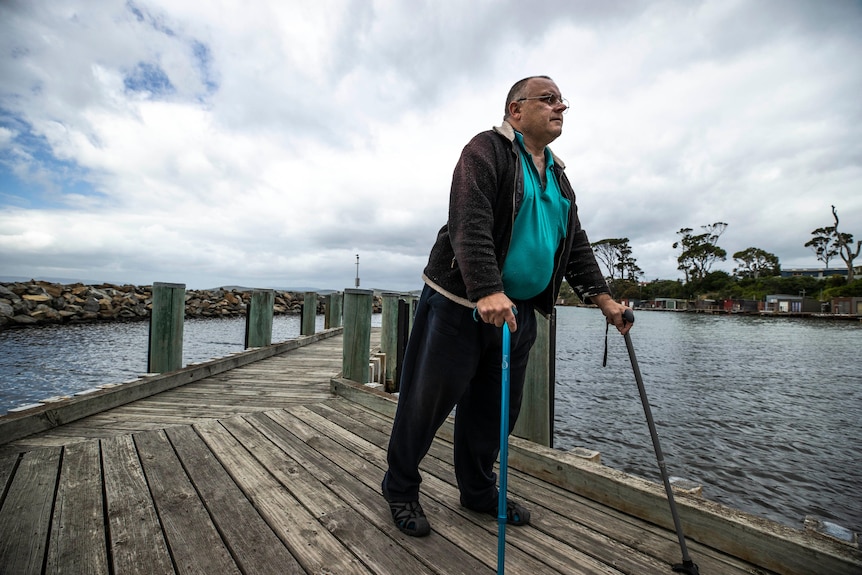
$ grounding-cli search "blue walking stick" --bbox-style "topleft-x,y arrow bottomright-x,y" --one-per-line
497,321 -> 511,574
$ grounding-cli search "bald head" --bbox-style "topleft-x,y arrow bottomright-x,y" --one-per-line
504,75 -> 553,120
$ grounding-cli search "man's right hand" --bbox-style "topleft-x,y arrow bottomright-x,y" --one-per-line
475,292 -> 518,332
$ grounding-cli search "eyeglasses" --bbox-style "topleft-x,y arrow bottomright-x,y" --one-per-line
517,94 -> 569,113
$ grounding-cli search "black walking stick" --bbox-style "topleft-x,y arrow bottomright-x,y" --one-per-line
621,309 -> 700,575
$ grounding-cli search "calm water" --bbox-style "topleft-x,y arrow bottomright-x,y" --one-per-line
0,315 -> 327,410
1,308 -> 860,534
553,306 -> 861,534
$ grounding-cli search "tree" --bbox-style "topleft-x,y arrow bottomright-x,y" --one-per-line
556,281 -> 581,305
591,238 -> 643,293
619,250 -> 644,282
732,247 -> 780,279
640,279 -> 686,300
592,238 -> 625,283
672,222 -> 728,283
805,227 -> 839,269
805,206 -> 861,282
830,205 -> 861,282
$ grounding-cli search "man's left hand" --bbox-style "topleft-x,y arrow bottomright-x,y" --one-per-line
592,294 -> 633,335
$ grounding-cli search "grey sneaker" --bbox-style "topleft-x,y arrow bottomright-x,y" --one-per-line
388,500 -> 431,537
469,498 -> 531,526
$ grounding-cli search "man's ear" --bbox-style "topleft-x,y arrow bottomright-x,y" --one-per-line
507,100 -> 521,120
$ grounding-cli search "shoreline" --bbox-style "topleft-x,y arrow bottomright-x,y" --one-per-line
0,280 -> 383,331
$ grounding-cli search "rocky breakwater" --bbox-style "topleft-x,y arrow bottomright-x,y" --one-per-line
0,281 -> 349,330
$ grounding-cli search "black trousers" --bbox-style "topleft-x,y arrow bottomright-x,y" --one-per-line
382,284 -> 537,510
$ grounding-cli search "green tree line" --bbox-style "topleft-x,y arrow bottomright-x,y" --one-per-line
558,206 -> 862,304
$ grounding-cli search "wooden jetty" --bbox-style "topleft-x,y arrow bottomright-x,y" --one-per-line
1,328 -> 859,575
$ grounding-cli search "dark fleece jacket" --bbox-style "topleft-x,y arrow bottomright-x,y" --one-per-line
421,121 -> 610,316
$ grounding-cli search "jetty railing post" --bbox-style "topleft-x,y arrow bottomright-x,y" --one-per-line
380,292 -> 400,392
324,292 -> 343,329
407,295 -> 418,333
394,297 -> 412,392
245,289 -> 274,348
512,309 -> 552,446
335,291 -> 344,328
301,291 -> 317,335
148,282 -> 185,373
325,294 -> 333,329
342,288 -> 373,383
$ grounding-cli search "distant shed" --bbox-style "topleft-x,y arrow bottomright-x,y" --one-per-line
765,294 -> 821,313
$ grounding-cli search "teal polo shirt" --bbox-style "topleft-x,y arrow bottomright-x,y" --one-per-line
501,132 -> 571,300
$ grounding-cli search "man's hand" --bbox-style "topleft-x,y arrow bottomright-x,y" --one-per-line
475,292 -> 518,332
592,294 -> 633,335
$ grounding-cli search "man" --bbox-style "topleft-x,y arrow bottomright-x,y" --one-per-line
382,75 -> 632,537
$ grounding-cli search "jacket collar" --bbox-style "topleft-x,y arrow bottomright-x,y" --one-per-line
494,120 -> 566,170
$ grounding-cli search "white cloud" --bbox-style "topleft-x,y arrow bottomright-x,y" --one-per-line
1,0 -> 861,289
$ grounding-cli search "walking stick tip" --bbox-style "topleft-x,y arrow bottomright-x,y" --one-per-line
672,560 -> 700,575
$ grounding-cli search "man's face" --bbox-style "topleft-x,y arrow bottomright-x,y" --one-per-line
510,78 -> 567,146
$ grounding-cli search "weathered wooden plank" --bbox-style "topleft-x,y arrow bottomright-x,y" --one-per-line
255,409 -> 495,575
321,400 -> 688,572
254,411 -> 493,575
324,400 -> 757,574
509,470 -> 769,575
277,405 -> 589,574
506,437 -> 861,575
0,451 -> 18,493
337,398 -> 766,575
134,430 -> 241,575
299,403 -> 626,575
155,385 -> 335,396
331,377 -> 862,575
0,446 -> 60,575
330,394 -> 789,575
165,425 -> 305,575
46,440 -> 110,574
220,414 -> 434,575
101,434 -> 174,575
192,419 -> 373,575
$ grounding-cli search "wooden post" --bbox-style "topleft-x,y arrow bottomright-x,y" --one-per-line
324,293 -> 333,329
342,288 -> 373,383
380,292 -> 400,391
148,282 -> 185,373
394,297 -> 411,392
325,292 -> 343,329
513,309 -> 552,446
301,292 -> 317,335
245,289 -> 274,348
407,295 -> 418,333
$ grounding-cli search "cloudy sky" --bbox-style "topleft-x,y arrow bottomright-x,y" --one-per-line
1,1 -> 860,291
